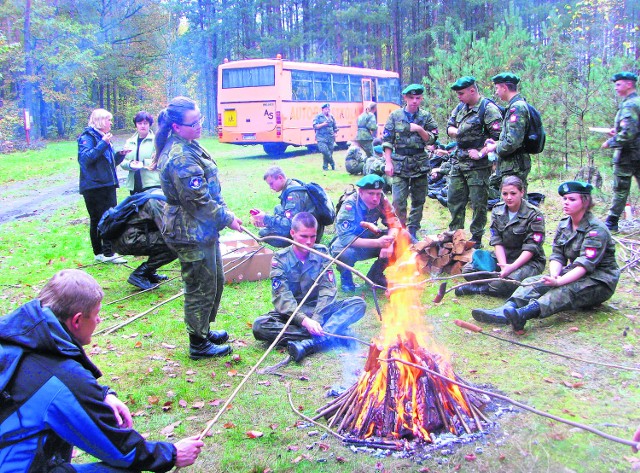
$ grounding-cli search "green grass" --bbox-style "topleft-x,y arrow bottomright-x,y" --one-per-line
0,139 -> 638,472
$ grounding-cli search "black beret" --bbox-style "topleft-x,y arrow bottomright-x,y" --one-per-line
491,72 -> 520,85
402,84 -> 424,95
450,76 -> 476,91
356,174 -> 385,190
611,71 -> 638,82
558,181 -> 593,196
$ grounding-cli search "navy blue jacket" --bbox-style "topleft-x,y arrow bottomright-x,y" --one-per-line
78,127 -> 124,194
0,300 -> 176,472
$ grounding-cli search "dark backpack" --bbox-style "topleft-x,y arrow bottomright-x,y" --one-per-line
98,192 -> 167,240
522,100 -> 546,154
335,184 -> 357,216
282,179 -> 336,226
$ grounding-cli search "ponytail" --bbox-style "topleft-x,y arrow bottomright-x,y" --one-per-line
154,96 -> 198,157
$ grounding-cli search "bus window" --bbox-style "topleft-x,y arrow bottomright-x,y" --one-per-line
313,72 -> 331,101
222,66 -> 275,89
292,70 -> 313,101
349,76 -> 362,102
377,77 -> 401,105
333,74 -> 349,102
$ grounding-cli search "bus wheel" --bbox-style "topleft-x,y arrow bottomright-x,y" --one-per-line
263,143 -> 288,157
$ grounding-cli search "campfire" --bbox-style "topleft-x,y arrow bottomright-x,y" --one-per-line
315,231 -> 489,443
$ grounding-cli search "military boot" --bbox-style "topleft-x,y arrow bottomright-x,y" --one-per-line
189,335 -> 232,360
455,282 -> 489,296
505,300 -> 541,332
207,329 -> 229,345
146,268 -> 169,283
366,258 -> 388,288
605,215 -> 619,232
127,263 -> 156,291
471,301 -> 516,325
287,338 -> 328,362
470,235 -> 483,249
407,226 -> 419,243
339,270 -> 357,293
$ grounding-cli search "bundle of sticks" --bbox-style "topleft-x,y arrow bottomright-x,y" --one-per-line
614,235 -> 640,284
412,229 -> 475,276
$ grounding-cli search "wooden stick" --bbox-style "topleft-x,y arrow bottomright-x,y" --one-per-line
324,331 -> 371,347
104,276 -> 181,306
286,383 -> 345,440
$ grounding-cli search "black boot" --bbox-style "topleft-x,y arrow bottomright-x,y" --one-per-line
455,283 -> 489,296
505,300 -> 541,332
146,269 -> 169,283
470,235 -> 483,249
127,263 -> 156,291
471,301 -> 516,325
605,215 -> 619,232
189,335 -> 232,360
366,258 -> 388,288
339,270 -> 358,293
407,226 -> 419,243
287,338 -> 327,362
207,330 -> 229,345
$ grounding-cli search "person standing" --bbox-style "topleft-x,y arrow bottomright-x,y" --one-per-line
601,71 -> 640,232
78,108 -> 128,264
482,73 -> 533,194
252,213 -> 366,362
120,110 -> 161,195
156,96 -> 241,359
382,84 -> 438,240
446,76 -> 503,248
355,102 -> 378,157
313,103 -> 338,170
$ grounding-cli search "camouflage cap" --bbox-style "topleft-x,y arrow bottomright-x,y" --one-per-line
402,84 -> 425,95
450,76 -> 476,91
558,181 -> 593,196
611,71 -> 638,82
321,103 -> 330,109
491,72 -> 521,85
356,174 -> 385,190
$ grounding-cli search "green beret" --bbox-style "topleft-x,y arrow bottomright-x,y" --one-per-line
491,72 -> 520,85
356,174 -> 385,190
558,181 -> 593,196
450,76 -> 476,91
611,71 -> 638,82
402,84 -> 424,95
321,103 -> 330,109
472,249 -> 497,272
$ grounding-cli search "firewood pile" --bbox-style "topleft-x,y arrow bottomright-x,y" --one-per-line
412,229 -> 475,275
614,234 -> 640,283
313,331 -> 490,442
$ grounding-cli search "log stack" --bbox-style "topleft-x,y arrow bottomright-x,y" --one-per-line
412,229 -> 475,275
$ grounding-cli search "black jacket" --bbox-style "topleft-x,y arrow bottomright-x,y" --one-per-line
78,127 -> 124,194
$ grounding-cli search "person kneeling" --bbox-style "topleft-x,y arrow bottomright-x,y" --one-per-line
252,213 -> 366,362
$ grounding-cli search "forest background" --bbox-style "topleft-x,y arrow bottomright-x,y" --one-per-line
1,0 -> 639,176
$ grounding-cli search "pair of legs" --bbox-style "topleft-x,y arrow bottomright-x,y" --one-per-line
391,174 -> 429,237
113,232 -> 178,290
460,257 -> 544,298
317,140 -> 335,170
330,245 -> 388,290
447,167 -> 490,243
607,162 -> 640,229
82,186 -> 117,257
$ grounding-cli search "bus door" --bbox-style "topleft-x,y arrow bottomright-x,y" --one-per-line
361,78 -> 373,105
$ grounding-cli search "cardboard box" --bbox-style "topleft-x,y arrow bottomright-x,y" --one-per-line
219,232 -> 274,283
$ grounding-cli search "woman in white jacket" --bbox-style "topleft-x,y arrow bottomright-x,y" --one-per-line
121,111 -> 161,194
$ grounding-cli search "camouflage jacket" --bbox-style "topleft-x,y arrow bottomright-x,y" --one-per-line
382,107 -> 438,177
333,192 -> 401,251
270,244 -> 337,325
313,113 -> 338,143
495,94 -> 531,173
264,179 -> 316,236
448,97 -> 502,171
113,195 -> 167,250
606,91 -> 640,164
355,111 -> 377,141
489,200 -> 546,265
158,135 -> 234,245
345,146 -> 367,174
551,212 -> 620,291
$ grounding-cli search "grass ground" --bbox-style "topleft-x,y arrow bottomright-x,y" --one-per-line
0,139 -> 638,473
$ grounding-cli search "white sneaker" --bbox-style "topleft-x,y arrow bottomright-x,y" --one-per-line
96,253 -> 127,264
95,254 -> 106,262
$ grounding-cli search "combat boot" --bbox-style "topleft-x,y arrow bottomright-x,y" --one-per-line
455,283 -> 489,296
339,270 -> 358,293
407,226 -> 419,243
471,301 -> 516,325
505,300 -> 541,332
287,338 -> 328,362
366,258 -> 388,288
127,263 -> 156,291
470,235 -> 483,249
207,329 -> 229,345
189,335 -> 232,360
605,215 -> 619,232
146,269 -> 169,283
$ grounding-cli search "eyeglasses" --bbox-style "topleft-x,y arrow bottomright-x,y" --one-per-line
178,115 -> 205,129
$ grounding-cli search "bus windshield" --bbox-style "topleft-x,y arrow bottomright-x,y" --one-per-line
222,66 -> 275,88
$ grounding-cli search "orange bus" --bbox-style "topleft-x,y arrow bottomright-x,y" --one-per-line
217,56 -> 401,156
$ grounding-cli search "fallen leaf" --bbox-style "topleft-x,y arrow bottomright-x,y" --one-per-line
568,326 -> 579,332
292,455 -> 304,464
186,370 -> 196,375
562,408 -> 576,417
235,339 -> 248,347
572,382 -> 584,388
166,390 -> 176,398
543,378 -> 556,384
269,423 -> 279,430
499,453 -> 506,461
179,399 -> 187,408
161,343 -> 176,349
221,383 -> 232,388
465,453 -> 476,461
550,431 -> 566,440
570,371 -> 583,379
258,380 -> 271,386
161,402 -> 172,412
223,422 -> 236,429
186,378 -> 195,383
232,354 -> 241,362
418,468 -> 430,472
209,399 -> 222,406
299,375 -> 309,381
134,341 -> 142,348
148,396 -> 159,405
318,442 -> 330,451
287,445 -> 300,451
228,369 -> 238,377
263,469 -> 274,473
336,456 -> 346,463
210,371 -> 216,379
192,401 -> 205,409
246,430 -> 263,438
160,421 -> 181,437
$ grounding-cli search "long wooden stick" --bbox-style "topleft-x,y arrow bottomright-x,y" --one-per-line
286,383 -> 346,440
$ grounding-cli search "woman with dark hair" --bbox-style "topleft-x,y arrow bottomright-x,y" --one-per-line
78,108 -> 129,264
475,181 -> 620,333
459,176 -> 546,319
156,96 -> 242,359
120,111 -> 160,194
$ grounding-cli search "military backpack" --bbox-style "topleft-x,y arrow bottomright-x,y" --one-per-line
282,179 -> 336,226
98,191 -> 167,240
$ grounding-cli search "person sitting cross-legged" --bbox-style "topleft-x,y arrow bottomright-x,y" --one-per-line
252,212 -> 366,362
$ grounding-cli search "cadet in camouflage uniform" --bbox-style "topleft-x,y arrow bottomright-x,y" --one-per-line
355,102 -> 378,157
601,71 -> 640,232
250,166 -> 322,246
253,213 -> 366,362
476,181 -> 619,333
330,175 -> 402,292
345,142 -> 367,175
382,84 -> 438,240
157,96 -> 242,359
313,103 -> 339,170
483,73 -> 532,194
458,177 -> 545,321
446,76 -> 503,248
110,190 -> 178,291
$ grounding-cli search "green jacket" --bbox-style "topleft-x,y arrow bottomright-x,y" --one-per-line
355,111 -> 377,141
606,91 -> 640,164
489,200 -> 546,265
120,131 -> 160,191
495,94 -> 531,175
345,146 -> 367,174
263,179 -> 317,237
313,113 -> 338,143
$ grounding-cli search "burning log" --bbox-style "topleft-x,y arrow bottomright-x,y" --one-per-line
413,229 -> 474,275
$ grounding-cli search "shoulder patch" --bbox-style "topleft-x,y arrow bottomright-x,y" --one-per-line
287,195 -> 294,201
431,128 -> 438,134
189,176 -> 204,189
510,108 -> 516,113
585,247 -> 597,259
492,122 -> 501,130
344,203 -> 353,211
509,114 -> 518,123
532,232 -> 543,243
620,119 -> 628,128
342,220 -> 351,230
327,270 -> 335,283
272,279 -> 282,291
285,210 -> 292,219
588,230 -> 598,237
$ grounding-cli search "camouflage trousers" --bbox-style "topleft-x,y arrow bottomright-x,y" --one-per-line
608,162 -> 640,217
356,139 -> 374,158
447,166 -> 490,239
317,140 -> 336,170
391,174 -> 429,230
252,297 -> 366,346
112,230 -> 178,272
495,154 -> 531,194
508,274 -> 616,318
462,257 -> 545,298
173,241 -> 225,339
